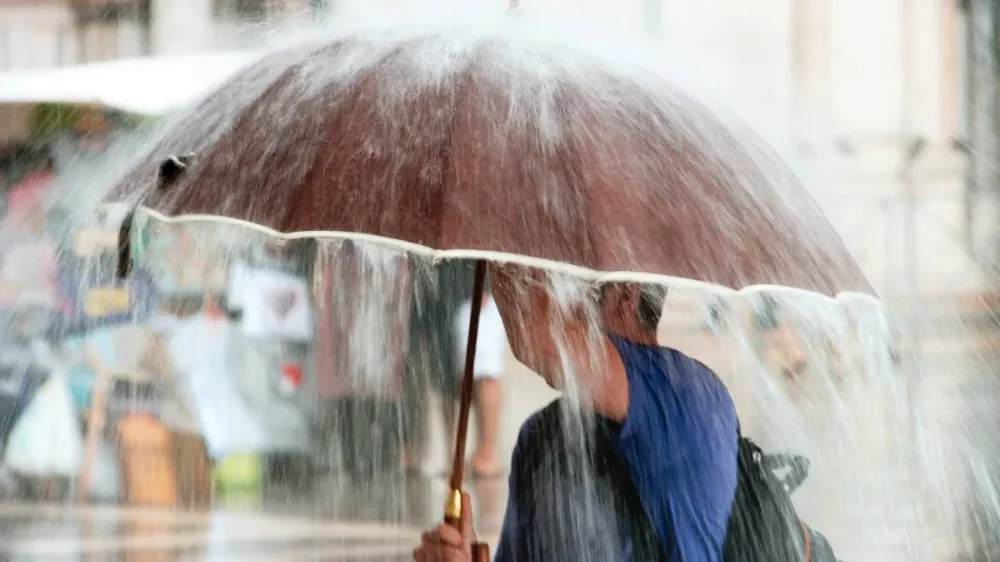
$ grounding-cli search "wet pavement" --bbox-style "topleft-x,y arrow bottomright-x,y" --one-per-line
0,475 -> 508,560
0,502 -> 420,560
0,323 -> 997,561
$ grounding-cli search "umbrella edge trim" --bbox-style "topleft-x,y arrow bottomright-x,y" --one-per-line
130,206 -> 882,308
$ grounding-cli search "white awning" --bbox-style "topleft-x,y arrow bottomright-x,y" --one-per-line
0,51 -> 260,116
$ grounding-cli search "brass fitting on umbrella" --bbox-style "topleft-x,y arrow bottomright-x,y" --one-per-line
444,488 -> 463,523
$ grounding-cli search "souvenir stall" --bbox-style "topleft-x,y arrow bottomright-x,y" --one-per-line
130,211 -> 415,483
0,143 -> 52,214
141,220 -> 315,455
0,163 -> 58,308
0,156 -> 74,500
63,209 -> 162,504
130,216 -> 316,501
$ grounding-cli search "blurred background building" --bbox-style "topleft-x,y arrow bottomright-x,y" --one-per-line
0,0 -> 327,68
0,0 -> 993,310
0,2 -> 996,559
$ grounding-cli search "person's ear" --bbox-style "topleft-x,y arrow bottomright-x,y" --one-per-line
603,283 -> 640,313
622,284 -> 641,309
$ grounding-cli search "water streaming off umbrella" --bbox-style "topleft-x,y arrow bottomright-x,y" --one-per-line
0,213 -> 954,560
0,14 -> 993,562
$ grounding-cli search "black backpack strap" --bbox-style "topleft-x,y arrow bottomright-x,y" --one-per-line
760,450 -> 810,495
516,401 -> 671,561
724,435 -> 813,562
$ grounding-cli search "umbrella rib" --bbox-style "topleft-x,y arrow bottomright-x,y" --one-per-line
280,41 -> 424,235
560,82 -> 602,270
435,43 -> 488,253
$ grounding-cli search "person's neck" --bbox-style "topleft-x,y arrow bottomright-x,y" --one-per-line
587,333 -> 632,423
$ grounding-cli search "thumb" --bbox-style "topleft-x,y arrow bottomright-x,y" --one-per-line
461,492 -> 476,544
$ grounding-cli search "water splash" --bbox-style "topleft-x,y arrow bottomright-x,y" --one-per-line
0,10 -> 986,562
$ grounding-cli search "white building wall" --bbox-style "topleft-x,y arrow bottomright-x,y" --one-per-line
151,0 -> 215,55
658,0 -> 795,149
0,2 -> 75,71
829,0 -> 906,139
908,0 -> 947,144
0,0 -> 977,298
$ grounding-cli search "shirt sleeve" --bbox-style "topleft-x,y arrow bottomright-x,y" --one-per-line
494,420 -> 535,562
493,430 -> 526,562
493,479 -> 519,562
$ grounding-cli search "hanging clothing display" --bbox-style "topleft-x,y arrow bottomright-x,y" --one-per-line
0,237 -> 58,308
166,313 -> 267,459
227,262 -> 313,342
137,223 -> 227,296
61,226 -> 155,331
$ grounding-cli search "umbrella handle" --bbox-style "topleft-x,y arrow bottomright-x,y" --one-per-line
472,542 -> 491,561
446,261 -> 487,493
444,260 -> 489,557
444,490 -> 491,562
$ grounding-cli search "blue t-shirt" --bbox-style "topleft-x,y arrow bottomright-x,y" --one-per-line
495,335 -> 740,561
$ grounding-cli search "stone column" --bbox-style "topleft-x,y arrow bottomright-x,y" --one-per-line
905,0 -> 945,144
641,0 -> 661,39
659,0 -> 795,146
827,0 -> 905,140
150,0 -> 214,56
791,0 -> 832,152
965,0 -> 1000,284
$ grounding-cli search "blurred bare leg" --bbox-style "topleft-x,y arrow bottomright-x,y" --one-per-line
471,377 -> 502,477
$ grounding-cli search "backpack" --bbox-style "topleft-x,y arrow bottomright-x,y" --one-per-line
515,401 -> 840,561
723,436 -> 839,562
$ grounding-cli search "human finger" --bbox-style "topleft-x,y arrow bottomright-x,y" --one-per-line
460,492 -> 476,544
434,524 -> 466,548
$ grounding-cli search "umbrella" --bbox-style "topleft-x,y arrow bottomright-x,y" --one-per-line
108,23 -> 874,554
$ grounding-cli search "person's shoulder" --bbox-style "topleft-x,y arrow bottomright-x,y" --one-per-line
646,344 -> 713,378
650,346 -> 736,413
512,400 -> 562,456
509,400 -> 566,483
517,399 -> 561,439
657,346 -> 718,378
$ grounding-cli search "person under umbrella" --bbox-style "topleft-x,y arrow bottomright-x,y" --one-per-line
413,274 -> 739,562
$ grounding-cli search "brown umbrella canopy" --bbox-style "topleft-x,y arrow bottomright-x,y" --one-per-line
111,27 -> 871,296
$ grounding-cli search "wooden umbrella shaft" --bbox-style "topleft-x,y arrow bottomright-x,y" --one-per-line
448,260 -> 486,496
444,260 -> 490,562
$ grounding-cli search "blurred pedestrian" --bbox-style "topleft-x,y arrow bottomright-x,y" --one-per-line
452,283 -> 507,478
0,171 -> 58,309
401,260 -> 474,474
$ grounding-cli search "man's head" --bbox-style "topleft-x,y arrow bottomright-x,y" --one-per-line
597,282 -> 667,342
490,264 -> 666,389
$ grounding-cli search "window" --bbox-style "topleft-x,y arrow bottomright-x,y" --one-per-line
953,0 -> 968,141
57,25 -> 73,66
309,0 -> 330,19
0,27 -> 9,71
215,0 -> 270,21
